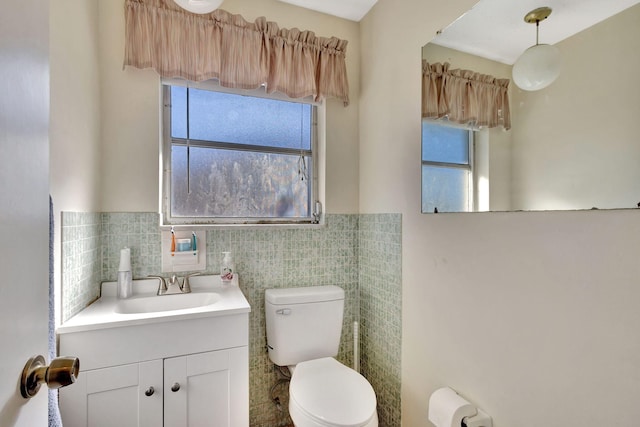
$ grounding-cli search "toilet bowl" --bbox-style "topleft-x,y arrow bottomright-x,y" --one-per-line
288,358 -> 378,427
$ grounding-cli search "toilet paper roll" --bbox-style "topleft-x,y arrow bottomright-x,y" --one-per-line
428,387 -> 477,427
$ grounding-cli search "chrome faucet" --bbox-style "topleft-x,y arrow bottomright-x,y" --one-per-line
148,273 -> 199,296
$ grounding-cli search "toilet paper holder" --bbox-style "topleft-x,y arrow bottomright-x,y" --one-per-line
428,386 -> 492,427
463,408 -> 492,427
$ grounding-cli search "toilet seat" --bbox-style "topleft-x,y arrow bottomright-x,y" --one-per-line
289,357 -> 377,427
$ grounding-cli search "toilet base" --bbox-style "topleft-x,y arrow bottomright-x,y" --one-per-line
290,400 -> 378,427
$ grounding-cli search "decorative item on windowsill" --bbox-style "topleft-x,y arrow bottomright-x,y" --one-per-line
512,6 -> 561,91
173,0 -> 223,14
221,251 -> 234,283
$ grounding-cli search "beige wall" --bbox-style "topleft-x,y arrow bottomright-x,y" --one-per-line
50,0 -> 101,213
361,1 -> 640,427
50,0 -> 102,325
97,0 -> 360,214
511,4 -> 640,210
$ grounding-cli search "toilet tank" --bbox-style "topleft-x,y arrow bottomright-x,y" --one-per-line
265,285 -> 344,367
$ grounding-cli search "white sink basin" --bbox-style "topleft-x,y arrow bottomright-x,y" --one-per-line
57,275 -> 250,335
114,292 -> 221,314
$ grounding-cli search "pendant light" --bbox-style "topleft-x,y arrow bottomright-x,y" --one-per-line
173,0 -> 223,14
512,7 -> 561,91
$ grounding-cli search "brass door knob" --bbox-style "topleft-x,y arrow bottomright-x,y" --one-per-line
20,355 -> 80,399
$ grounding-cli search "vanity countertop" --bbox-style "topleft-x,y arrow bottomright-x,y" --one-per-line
57,274 -> 250,334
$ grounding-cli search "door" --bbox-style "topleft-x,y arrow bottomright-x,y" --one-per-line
164,347 -> 249,427
0,0 -> 51,426
59,360 -> 163,427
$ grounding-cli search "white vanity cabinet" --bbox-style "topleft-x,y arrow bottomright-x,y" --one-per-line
164,347 -> 248,426
60,359 -> 164,427
57,276 -> 250,427
61,346 -> 248,427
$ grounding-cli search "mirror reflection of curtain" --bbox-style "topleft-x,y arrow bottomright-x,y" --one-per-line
422,61 -> 511,130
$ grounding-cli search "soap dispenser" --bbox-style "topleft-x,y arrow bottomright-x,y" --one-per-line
221,251 -> 234,283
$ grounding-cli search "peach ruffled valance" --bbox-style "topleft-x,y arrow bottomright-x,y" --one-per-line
124,0 -> 350,105
422,61 -> 510,130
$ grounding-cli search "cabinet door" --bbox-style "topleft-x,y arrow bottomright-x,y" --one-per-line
59,360 -> 163,427
164,347 -> 248,427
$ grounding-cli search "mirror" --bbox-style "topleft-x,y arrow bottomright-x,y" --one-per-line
421,0 -> 640,212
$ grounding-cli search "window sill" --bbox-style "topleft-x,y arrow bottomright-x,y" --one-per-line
159,220 -> 326,232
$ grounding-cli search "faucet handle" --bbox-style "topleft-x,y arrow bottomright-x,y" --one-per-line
148,275 -> 167,295
181,272 -> 200,293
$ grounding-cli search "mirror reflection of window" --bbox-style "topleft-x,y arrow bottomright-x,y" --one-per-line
421,121 -> 491,213
421,121 -> 474,213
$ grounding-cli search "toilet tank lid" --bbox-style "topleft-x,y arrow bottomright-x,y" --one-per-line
265,286 -> 344,305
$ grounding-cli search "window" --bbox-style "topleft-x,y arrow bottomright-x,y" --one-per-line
162,84 -> 320,225
421,121 -> 475,213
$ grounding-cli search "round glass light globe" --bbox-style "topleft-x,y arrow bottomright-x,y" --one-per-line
173,0 -> 223,14
512,44 -> 561,91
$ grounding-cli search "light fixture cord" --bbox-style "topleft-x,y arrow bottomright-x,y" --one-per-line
535,20 -> 540,45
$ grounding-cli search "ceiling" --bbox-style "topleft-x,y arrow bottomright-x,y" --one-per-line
276,0 -> 378,22
430,0 -> 640,65
273,0 -> 639,61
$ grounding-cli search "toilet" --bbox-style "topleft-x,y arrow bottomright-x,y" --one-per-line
265,286 -> 378,427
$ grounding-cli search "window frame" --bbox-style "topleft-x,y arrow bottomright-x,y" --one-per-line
421,119 -> 475,213
160,80 -> 323,226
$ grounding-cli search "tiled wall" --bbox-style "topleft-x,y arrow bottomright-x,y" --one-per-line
61,212 -> 101,322
60,212 -> 401,427
100,212 -> 162,281
359,214 -> 402,426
